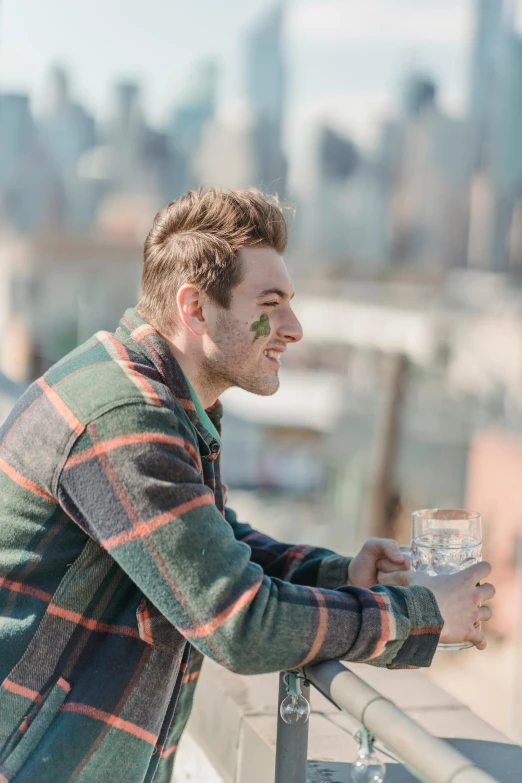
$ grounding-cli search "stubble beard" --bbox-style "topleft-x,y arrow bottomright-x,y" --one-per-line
200,314 -> 280,398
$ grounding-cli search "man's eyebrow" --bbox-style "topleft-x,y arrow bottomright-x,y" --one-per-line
256,287 -> 295,300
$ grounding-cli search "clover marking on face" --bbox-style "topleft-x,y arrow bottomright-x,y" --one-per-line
250,313 -> 271,342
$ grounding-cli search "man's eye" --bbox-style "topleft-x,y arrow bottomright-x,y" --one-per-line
262,301 -> 279,307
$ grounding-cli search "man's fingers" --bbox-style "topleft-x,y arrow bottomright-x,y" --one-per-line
477,582 -> 495,602
468,626 -> 487,650
376,553 -> 412,573
463,560 -> 492,583
377,569 -> 413,587
381,539 -> 405,564
364,537 -> 404,564
478,605 -> 492,622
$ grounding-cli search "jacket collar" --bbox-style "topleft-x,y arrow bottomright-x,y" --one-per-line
116,308 -> 223,454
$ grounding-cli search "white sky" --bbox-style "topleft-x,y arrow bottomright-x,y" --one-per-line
0,0 -> 474,151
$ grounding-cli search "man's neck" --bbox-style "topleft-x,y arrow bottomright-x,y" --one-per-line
164,335 -> 219,410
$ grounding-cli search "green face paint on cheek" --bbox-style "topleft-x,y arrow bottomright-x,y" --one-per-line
250,313 -> 271,342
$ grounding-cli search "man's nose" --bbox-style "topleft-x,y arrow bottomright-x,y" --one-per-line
277,308 -> 303,343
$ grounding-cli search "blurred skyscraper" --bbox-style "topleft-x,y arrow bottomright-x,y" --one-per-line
40,66 -> 98,229
244,1 -> 287,195
0,92 -> 65,233
386,74 -> 470,272
195,103 -> 257,191
195,5 -> 288,194
402,75 -> 437,118
319,128 -> 359,182
5,2 -> 522,281
466,1 -> 522,271
0,94 -> 34,186
468,0 -> 505,173
104,81 -> 151,192
41,67 -> 96,180
302,126 -> 360,265
295,123 -> 391,275
93,80 -> 173,238
168,60 -> 219,195
466,0 -> 508,270
490,24 -> 522,269
170,61 -> 218,158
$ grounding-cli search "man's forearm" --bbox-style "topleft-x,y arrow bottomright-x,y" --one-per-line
225,506 -> 351,588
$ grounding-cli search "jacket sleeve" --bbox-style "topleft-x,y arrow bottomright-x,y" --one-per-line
224,506 -> 352,589
57,402 -> 443,674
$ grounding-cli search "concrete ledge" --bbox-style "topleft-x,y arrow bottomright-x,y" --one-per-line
183,659 -> 521,782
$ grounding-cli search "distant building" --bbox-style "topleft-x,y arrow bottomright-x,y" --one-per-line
40,67 -> 97,180
100,81 -> 171,206
168,61 -> 219,195
467,171 -> 497,269
0,233 -> 142,378
103,81 -> 148,192
490,32 -> 522,270
169,61 -> 218,158
318,127 -> 359,184
244,1 -> 287,194
295,125 -> 389,275
0,92 -> 64,234
467,0 -> 506,172
465,2 -> 522,271
299,125 -> 359,265
322,127 -> 387,273
0,93 -> 35,187
195,105 -> 257,191
387,74 -> 471,271
39,66 -> 98,229
402,73 -> 437,118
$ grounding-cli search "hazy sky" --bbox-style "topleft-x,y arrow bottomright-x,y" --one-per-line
0,0 -> 474,151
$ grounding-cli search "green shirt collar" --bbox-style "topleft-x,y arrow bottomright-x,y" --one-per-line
182,372 -> 222,445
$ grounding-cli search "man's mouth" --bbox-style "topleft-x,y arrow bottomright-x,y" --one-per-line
263,349 -> 282,367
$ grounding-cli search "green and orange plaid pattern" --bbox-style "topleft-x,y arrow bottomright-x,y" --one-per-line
0,308 -> 443,783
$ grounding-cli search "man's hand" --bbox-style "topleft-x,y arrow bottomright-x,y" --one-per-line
347,538 -> 411,589
378,561 -> 495,650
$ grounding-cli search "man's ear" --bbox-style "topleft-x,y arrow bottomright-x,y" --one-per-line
176,284 -> 208,337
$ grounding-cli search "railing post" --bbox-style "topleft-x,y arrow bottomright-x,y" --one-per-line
305,660 -> 501,783
274,672 -> 310,783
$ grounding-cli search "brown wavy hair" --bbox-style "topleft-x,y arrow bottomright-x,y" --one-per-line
137,187 -> 292,333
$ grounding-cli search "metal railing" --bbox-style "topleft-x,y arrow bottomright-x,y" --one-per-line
274,660 -> 500,783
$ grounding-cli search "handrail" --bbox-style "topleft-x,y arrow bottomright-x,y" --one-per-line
301,660 -> 500,783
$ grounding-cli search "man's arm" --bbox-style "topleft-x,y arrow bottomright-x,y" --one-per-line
224,506 -> 351,589
57,402 -> 443,673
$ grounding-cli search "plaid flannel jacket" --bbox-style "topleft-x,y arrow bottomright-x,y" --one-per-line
0,307 -> 443,783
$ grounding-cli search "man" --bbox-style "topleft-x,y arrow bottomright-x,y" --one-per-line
0,188 -> 494,783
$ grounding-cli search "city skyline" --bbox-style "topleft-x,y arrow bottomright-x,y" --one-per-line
0,0 -> 475,153
2,0 -> 522,277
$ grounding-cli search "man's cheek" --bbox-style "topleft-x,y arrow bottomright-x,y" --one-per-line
249,313 -> 271,342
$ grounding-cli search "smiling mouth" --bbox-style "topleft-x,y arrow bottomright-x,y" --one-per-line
263,349 -> 282,366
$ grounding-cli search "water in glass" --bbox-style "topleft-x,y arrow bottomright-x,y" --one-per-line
410,509 -> 482,651
411,529 -> 481,577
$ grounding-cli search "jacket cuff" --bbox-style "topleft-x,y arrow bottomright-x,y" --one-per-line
316,555 -> 352,589
387,585 -> 444,669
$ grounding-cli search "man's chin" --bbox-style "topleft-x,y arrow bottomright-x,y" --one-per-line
238,375 -> 280,397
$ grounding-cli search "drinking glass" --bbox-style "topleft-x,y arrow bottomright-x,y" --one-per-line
410,508 -> 482,651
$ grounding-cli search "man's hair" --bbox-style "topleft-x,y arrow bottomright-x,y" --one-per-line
137,187 -> 291,333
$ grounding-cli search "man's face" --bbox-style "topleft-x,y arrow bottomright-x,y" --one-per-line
202,247 -> 303,396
